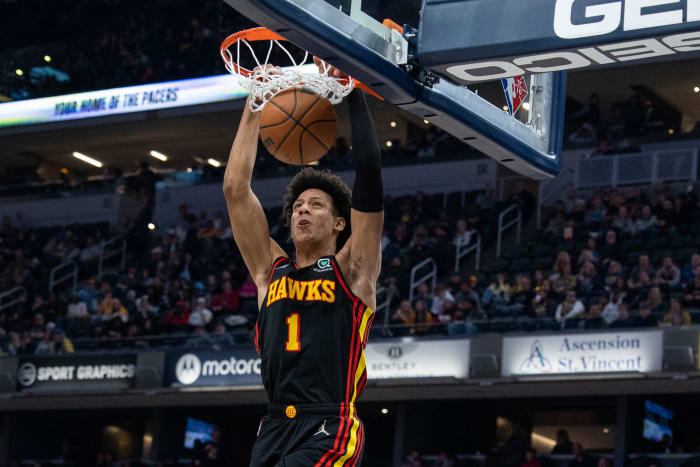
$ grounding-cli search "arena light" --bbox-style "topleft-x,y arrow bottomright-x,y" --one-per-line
502,105 -> 509,111
423,119 -> 429,124
531,432 -> 555,448
522,102 -> 530,111
44,55 -> 51,63
72,151 -> 103,168
390,121 -> 397,127
207,158 -> 221,167
147,223 -> 156,230
15,69 -> 23,76
603,427 -> 610,434
668,128 -> 675,135
186,167 -> 193,173
694,86 -> 700,93
381,408 -> 389,414
385,141 -> 392,147
149,150 -> 168,162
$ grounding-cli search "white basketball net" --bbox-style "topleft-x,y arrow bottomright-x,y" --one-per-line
221,37 -> 355,112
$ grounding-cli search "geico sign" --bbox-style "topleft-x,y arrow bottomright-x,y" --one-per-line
445,32 -> 700,82
554,0 -> 699,40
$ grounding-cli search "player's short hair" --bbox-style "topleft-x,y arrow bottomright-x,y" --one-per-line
283,168 -> 352,251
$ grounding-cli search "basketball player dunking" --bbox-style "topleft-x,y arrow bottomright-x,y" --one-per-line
223,59 -> 383,467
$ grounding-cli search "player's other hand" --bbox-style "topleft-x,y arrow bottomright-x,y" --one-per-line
313,56 -> 348,79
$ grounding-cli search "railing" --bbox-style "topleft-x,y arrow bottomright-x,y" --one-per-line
97,236 -> 127,280
49,261 -> 79,294
496,205 -> 522,257
375,286 -> 393,327
576,148 -> 698,189
0,286 -> 24,312
409,258 -> 437,301
454,232 -> 481,272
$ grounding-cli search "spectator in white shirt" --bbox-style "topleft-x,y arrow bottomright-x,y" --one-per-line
431,283 -> 455,318
601,292 -> 625,325
66,295 -> 89,321
188,297 -> 213,327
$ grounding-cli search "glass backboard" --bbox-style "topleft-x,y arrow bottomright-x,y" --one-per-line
221,0 -> 566,179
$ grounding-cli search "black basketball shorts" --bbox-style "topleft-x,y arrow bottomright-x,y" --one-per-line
249,403 -> 365,467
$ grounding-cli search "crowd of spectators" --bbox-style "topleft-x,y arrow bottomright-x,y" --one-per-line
1,176 -> 698,353
386,181 -> 700,336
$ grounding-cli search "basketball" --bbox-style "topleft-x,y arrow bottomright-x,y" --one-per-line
259,87 -> 338,165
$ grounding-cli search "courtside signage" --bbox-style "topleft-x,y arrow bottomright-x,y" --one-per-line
166,349 -> 262,387
420,0 -> 700,83
16,355 -> 136,391
0,65 -> 318,128
365,339 -> 470,379
501,330 -> 663,377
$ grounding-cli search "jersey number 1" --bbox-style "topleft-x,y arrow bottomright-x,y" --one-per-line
285,313 -> 301,351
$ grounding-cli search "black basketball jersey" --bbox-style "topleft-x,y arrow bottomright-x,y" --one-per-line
255,255 -> 374,408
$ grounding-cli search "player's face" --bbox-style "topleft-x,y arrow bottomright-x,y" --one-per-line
291,188 -> 344,247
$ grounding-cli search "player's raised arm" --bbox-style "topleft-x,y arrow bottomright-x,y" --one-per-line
338,90 -> 384,309
223,100 -> 285,297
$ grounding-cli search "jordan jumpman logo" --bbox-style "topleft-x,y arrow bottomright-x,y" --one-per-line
314,419 -> 330,437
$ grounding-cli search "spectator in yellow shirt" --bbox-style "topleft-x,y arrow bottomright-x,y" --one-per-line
661,298 -> 691,326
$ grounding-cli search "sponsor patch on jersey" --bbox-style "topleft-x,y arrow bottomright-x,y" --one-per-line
313,258 -> 332,273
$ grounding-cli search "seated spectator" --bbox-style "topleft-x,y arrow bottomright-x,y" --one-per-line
629,254 -> 655,287
680,254 -> 700,286
532,280 -> 557,319
577,261 -> 600,297
683,265 -> 700,307
452,218 -> 475,247
551,429 -> 573,454
66,295 -> 89,321
454,281 -> 479,310
413,300 -> 434,335
77,278 -> 99,313
402,451 -> 423,467
552,263 -> 577,296
482,273 -> 511,309
408,225 -> 434,266
211,322 -> 235,347
635,205 -> 657,235
599,230 -> 622,266
578,238 -> 600,265
34,331 -> 55,354
601,292 -> 625,325
585,196 -> 607,226
569,443 -> 595,467
635,304 -> 657,328
550,251 -> 572,280
596,459 -> 611,467
656,256 -> 681,290
609,303 -> 632,328
431,451 -> 456,467
162,301 -> 191,331
642,286 -> 665,314
584,302 -> 605,329
431,284 -> 455,318
661,298 -> 691,326
447,299 -> 478,336
521,448 -> 542,467
495,276 -> 534,317
603,261 -> 623,288
211,280 -> 239,315
392,300 -> 416,335
412,282 -> 434,311
52,329 -> 74,353
188,297 -> 213,328
78,237 -> 101,274
555,290 -> 585,329
611,206 -> 636,237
